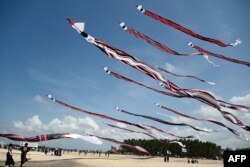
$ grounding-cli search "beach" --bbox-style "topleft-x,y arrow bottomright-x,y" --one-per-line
0,148 -> 223,167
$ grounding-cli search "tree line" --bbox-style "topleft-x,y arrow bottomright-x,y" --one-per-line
119,139 -> 223,159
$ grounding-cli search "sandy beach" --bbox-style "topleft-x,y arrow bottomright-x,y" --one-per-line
0,148 -> 223,167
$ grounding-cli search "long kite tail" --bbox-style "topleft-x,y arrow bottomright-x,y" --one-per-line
217,99 -> 250,111
0,133 -> 36,142
188,42 -> 250,68
116,107 -> 214,133
47,94 -> 144,129
179,89 -> 250,131
139,124 -> 195,139
136,5 -> 241,47
119,22 -> 190,56
156,66 -> 215,85
0,133 -> 65,142
104,122 -> 160,140
169,141 -> 186,148
62,134 -> 103,145
47,94 -> 176,136
0,133 -> 103,144
67,19 -> 247,130
103,67 -> 248,131
103,67 -> 182,98
67,19 -> 182,93
89,134 -> 148,154
155,103 -> 242,137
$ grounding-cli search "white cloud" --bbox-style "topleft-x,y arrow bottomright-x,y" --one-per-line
230,94 -> 250,106
116,122 -> 127,128
12,115 -> 148,142
193,105 -> 222,120
33,94 -> 47,104
164,62 -> 180,73
13,115 -> 100,133
13,115 -> 45,132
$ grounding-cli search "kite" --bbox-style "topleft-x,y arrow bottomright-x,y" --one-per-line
88,134 -> 148,154
103,67 -> 249,131
136,5 -> 241,47
138,123 -> 195,140
67,19 -> 249,131
115,107 -> 213,133
119,22 -> 220,67
0,133 -> 102,145
105,121 -> 194,140
188,42 -> 250,68
104,122 -> 159,140
47,95 -> 151,131
169,141 -> 186,148
47,94 -> 193,140
156,66 -> 215,85
119,22 -> 194,56
103,67 -> 181,98
155,103 -> 242,137
105,123 -> 187,147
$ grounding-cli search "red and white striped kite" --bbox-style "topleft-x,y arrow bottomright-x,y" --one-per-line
103,67 -> 250,112
119,22 -> 193,56
188,42 -> 250,68
136,5 -> 241,47
139,124 -> 194,140
0,133 -> 102,145
156,66 -> 215,85
155,103 -> 242,138
67,19 -> 249,131
47,95 -> 194,140
115,107 -> 214,133
47,95 -> 151,131
104,122 -> 160,140
88,134 -> 148,154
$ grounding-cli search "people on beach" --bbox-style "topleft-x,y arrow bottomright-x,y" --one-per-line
164,153 -> 167,162
20,143 -> 30,167
5,143 -> 15,167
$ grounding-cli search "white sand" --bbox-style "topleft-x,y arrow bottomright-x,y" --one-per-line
0,148 -> 223,167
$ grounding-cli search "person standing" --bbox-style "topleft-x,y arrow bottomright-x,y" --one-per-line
20,143 -> 30,167
5,143 -> 15,167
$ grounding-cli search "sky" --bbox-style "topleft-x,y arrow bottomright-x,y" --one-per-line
0,0 -> 249,151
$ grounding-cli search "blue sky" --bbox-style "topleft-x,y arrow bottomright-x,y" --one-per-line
0,0 -> 249,150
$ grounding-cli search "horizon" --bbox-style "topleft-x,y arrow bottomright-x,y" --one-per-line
0,0 -> 249,151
